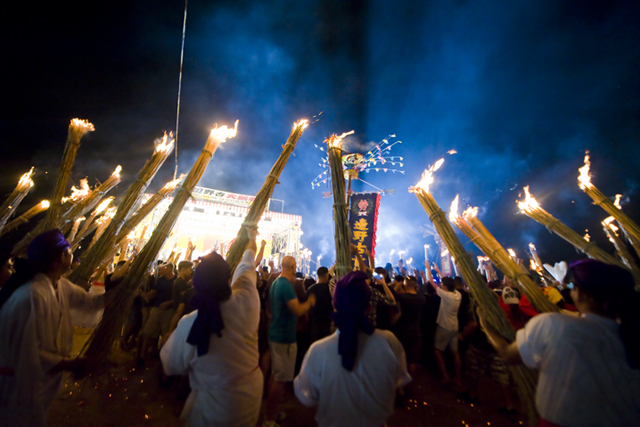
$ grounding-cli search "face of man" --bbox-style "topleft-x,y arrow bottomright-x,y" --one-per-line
180,267 -> 193,281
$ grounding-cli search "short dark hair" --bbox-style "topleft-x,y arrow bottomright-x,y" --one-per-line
317,266 -> 329,277
442,277 -> 456,292
394,275 -> 405,283
178,261 -> 193,271
116,260 -> 127,268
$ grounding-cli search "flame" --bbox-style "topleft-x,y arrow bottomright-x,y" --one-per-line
614,194 -> 622,210
293,119 -> 309,131
127,231 -> 136,240
583,231 -> 591,242
449,195 -> 460,222
97,207 -> 118,224
163,174 -> 186,191
508,248 -> 517,259
399,250 -> 406,258
70,118 -> 95,133
529,243 -> 536,251
210,120 -> 239,143
406,257 -> 413,265
578,153 -> 591,189
325,130 -> 355,148
462,206 -> 478,219
154,132 -> 175,154
18,167 -> 35,189
412,158 -> 445,193
94,197 -> 114,214
113,165 -> 122,178
447,149 -> 457,155
40,200 -> 50,209
62,178 -> 91,203
75,216 -> 86,224
424,244 -> 430,249
602,216 -> 619,233
530,259 -> 537,270
517,186 -> 540,212
441,248 -> 449,257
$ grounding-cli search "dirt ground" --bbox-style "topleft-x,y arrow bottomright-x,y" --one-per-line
48,327 -> 526,427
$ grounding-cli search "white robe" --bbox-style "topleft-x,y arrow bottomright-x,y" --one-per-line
294,329 -> 412,427
0,273 -> 104,427
161,249 -> 262,427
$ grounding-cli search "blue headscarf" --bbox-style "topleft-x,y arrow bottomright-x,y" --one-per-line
186,251 -> 231,356
332,271 -> 375,371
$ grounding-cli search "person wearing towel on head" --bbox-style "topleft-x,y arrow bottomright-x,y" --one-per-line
0,229 -> 106,427
160,226 -> 262,427
294,271 -> 411,427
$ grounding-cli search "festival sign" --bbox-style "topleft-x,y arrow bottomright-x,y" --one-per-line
348,193 -> 380,268
192,186 -> 269,210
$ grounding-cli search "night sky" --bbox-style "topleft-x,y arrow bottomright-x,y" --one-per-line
2,0 -> 640,270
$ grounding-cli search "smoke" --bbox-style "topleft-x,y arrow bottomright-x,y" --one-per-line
3,0 -> 640,269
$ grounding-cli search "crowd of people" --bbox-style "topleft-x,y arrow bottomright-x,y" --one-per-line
0,227 -> 639,427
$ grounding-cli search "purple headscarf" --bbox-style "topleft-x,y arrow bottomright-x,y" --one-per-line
186,251 -> 231,356
0,229 -> 70,312
27,229 -> 70,268
569,259 -> 634,300
332,271 -> 375,371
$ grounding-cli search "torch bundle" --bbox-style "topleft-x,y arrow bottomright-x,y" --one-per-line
225,119 -> 309,274
327,130 -> 355,280
410,160 -> 539,425
0,168 -> 35,235
69,134 -> 175,286
83,121 -> 237,361
43,118 -> 95,230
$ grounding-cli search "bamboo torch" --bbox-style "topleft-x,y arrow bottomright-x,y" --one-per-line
517,186 -> 634,276
578,155 -> 640,243
12,166 -> 121,256
114,175 -> 184,246
83,121 -> 237,361
43,119 -> 95,230
410,161 -> 539,425
609,194 -> 640,259
0,168 -> 35,234
225,119 -> 309,274
76,196 -> 114,241
67,217 -> 85,242
602,217 -> 640,273
327,130 -> 355,280
454,200 -> 559,313
86,207 -> 117,251
0,200 -> 49,237
69,134 -> 174,285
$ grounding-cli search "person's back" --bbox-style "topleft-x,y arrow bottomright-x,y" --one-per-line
268,276 -> 298,344
294,271 -> 410,427
307,280 -> 333,342
296,329 -> 410,427
518,312 -> 640,426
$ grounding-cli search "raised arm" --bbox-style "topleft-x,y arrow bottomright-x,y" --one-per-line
254,239 -> 267,268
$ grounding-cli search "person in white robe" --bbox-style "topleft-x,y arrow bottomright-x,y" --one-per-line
294,271 -> 411,427
0,229 -> 105,427
161,227 -> 262,427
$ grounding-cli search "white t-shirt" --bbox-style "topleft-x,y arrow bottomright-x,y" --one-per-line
435,287 -> 461,331
516,313 -> 640,427
294,329 -> 411,427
